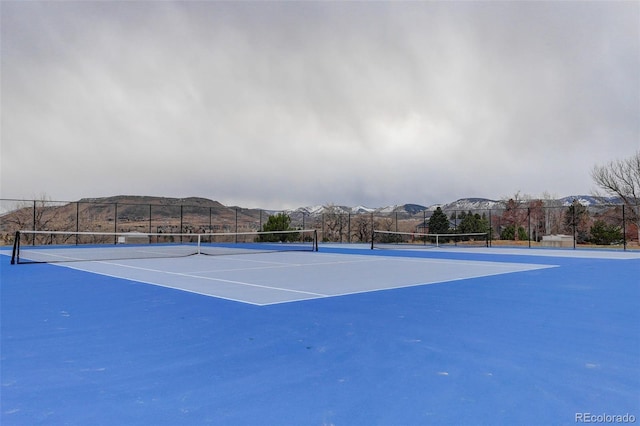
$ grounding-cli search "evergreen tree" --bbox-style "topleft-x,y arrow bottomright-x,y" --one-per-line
589,220 -> 623,245
457,210 -> 489,234
428,207 -> 450,234
500,225 -> 528,241
259,213 -> 298,242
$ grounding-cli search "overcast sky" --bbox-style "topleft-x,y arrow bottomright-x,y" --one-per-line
1,1 -> 638,209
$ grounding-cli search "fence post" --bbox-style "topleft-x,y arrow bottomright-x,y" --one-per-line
528,207 -> 531,248
370,213 -> 375,249
75,202 -> 80,245
489,209 -> 493,247
114,203 -> 118,244
622,205 -> 626,251
572,205 -> 576,250
180,205 -> 184,237
370,212 -> 374,245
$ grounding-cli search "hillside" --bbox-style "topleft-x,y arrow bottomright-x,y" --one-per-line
78,195 -> 226,208
0,196 -> 266,236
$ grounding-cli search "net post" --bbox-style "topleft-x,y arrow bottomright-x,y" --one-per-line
10,231 -> 20,264
197,234 -> 202,255
314,229 -> 318,251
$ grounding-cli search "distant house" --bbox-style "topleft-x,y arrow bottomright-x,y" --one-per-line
416,220 -> 429,233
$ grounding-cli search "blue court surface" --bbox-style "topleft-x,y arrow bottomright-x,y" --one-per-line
1,245 -> 639,425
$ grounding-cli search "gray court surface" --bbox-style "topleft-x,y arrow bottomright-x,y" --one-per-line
60,251 -> 557,305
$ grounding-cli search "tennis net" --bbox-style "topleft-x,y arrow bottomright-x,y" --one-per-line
11,229 -> 318,264
371,230 -> 489,249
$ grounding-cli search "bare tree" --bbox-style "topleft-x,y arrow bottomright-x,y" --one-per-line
500,191 -> 530,241
322,204 -> 347,242
3,194 -> 60,233
540,191 -> 564,235
591,151 -> 640,242
351,214 -> 373,243
528,199 -> 545,242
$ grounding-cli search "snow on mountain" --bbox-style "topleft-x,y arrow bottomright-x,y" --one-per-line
280,196 -> 622,217
377,205 -> 399,214
440,198 -> 503,212
352,205 -> 375,214
559,195 -> 619,207
285,204 -> 421,216
373,204 -> 429,215
295,205 -> 325,215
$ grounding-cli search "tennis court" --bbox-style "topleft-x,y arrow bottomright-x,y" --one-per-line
1,240 -> 639,425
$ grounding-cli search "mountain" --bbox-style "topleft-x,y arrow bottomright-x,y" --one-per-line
78,195 -> 226,208
403,204 -> 428,215
1,195 -> 624,224
352,205 -> 377,214
434,195 -> 623,212
558,195 -> 621,206
438,198 -> 503,212
287,204 -> 427,217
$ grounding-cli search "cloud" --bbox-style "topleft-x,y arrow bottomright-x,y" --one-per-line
1,1 -> 638,208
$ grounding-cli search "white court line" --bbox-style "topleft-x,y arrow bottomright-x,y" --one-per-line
379,255 -> 550,269
285,266 -> 558,306
56,265 -> 271,306
324,243 -> 640,259
90,260 -> 328,297
174,254 -> 385,274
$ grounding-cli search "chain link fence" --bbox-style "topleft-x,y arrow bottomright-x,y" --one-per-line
1,198 -> 637,250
